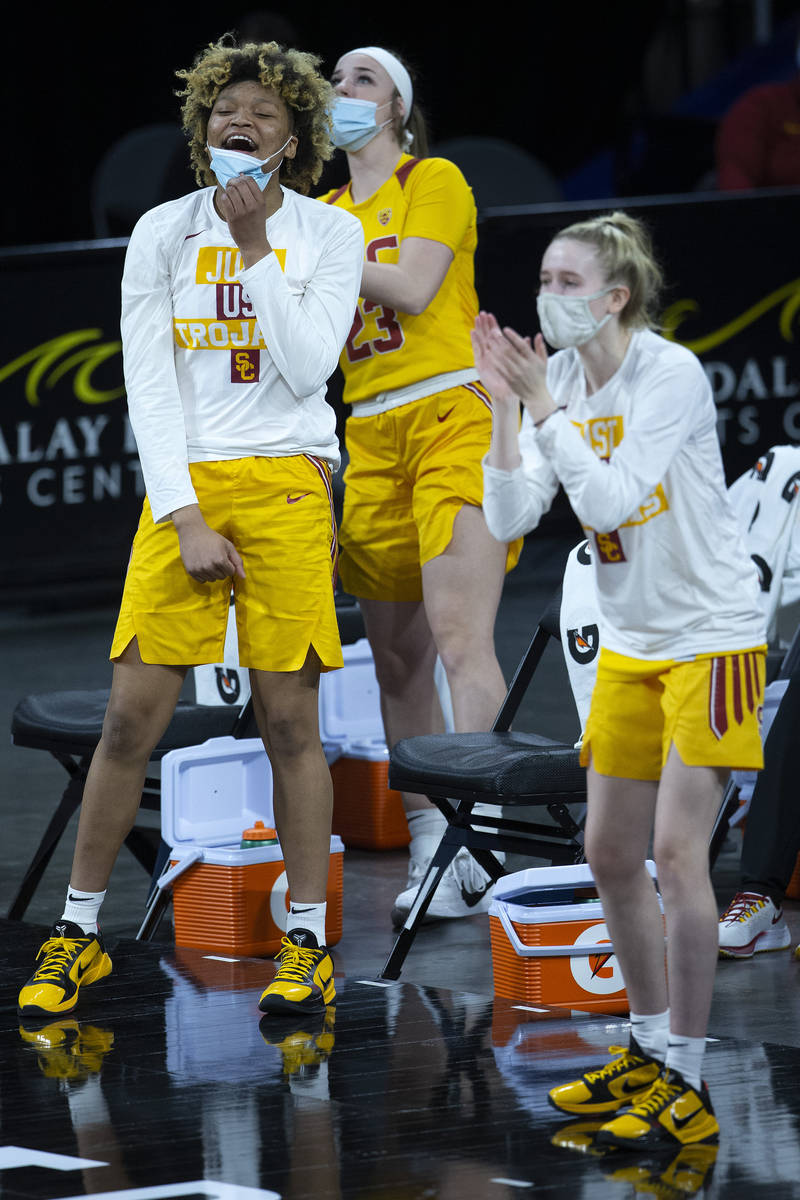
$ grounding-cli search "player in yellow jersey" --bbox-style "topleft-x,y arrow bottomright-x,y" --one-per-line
319,47 -> 522,925
17,38 -> 363,1022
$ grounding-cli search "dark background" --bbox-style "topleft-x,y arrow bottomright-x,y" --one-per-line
4,1 -> 799,247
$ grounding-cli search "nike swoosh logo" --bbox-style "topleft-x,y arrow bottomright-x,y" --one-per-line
437,406 -> 456,423
671,1103 -> 704,1131
68,895 -> 92,902
184,229 -> 209,240
460,881 -> 491,907
620,1076 -> 649,1094
287,492 -> 311,504
290,907 -> 316,914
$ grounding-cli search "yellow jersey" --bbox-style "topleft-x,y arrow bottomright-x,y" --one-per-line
319,154 -> 479,406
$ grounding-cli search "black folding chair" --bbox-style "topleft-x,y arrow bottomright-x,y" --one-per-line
9,598 -> 365,922
381,586 -> 587,981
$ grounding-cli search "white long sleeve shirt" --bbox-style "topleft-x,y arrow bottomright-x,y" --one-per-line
121,186 -> 364,522
483,329 -> 765,660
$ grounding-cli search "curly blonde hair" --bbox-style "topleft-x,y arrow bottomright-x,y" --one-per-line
176,36 -> 335,194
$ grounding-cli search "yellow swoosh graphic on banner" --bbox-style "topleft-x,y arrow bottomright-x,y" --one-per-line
662,279 -> 800,354
0,330 -> 124,406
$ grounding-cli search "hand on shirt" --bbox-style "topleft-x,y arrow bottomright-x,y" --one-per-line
216,176 -> 272,269
472,312 -> 556,425
171,505 -> 246,583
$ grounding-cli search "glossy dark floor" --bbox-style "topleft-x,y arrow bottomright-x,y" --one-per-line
2,536 -> 800,1199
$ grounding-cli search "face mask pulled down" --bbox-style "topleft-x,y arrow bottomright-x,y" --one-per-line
536,287 -> 616,349
207,135 -> 293,191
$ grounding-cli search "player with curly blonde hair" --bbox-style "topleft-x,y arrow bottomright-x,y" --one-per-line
177,36 -> 334,195
17,37 -> 364,1023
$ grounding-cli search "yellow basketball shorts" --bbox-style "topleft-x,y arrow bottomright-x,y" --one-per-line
110,456 -> 342,673
338,382 -> 523,602
580,645 -> 767,780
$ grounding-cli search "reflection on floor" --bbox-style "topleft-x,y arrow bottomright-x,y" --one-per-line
3,921 -> 800,1200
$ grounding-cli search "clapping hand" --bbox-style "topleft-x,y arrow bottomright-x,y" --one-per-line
472,311 -> 556,425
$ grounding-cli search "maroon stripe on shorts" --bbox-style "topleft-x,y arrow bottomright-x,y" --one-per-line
462,381 -> 492,412
731,654 -> 743,725
743,651 -> 755,714
303,455 -> 338,581
708,656 -> 728,741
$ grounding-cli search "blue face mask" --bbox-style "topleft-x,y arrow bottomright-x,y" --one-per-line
207,134 -> 294,191
329,96 -> 392,151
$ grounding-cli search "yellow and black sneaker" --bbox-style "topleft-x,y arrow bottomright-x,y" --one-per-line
18,921 -> 112,1018
597,1068 -> 719,1149
650,1142 -> 719,1196
550,1119 -> 611,1157
19,1019 -> 114,1083
548,1036 -> 663,1116
260,1005 -> 336,1080
258,928 -> 335,1016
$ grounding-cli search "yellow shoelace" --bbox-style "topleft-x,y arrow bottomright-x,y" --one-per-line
33,937 -> 86,980
273,938 -> 322,981
627,1076 -> 681,1116
585,1045 -> 640,1083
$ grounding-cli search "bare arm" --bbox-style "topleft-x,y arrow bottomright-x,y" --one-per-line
360,236 -> 454,316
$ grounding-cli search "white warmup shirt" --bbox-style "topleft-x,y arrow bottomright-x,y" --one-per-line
121,185 -> 364,522
483,329 -> 765,660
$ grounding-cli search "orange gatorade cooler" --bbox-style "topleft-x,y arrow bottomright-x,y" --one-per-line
159,735 -> 344,956
330,738 -> 409,849
319,639 -> 409,849
489,862 -> 660,1015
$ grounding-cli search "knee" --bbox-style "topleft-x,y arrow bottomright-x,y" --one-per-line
371,642 -> 435,696
100,703 -> 159,764
652,837 -> 704,900
261,712 -> 316,763
585,831 -> 640,892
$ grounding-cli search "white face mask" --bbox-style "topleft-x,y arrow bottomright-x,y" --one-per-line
537,286 -> 616,349
207,134 -> 294,191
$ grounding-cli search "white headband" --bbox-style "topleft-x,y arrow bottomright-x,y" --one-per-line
346,46 -> 413,125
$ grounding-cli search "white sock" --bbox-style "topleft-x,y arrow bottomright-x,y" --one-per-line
666,1034 -> 706,1090
62,885 -> 106,934
287,901 -> 327,947
629,1009 -> 670,1063
407,809 -> 446,867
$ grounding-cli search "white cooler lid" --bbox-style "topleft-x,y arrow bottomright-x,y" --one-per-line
493,860 -> 658,906
160,735 -> 274,848
318,638 -> 384,745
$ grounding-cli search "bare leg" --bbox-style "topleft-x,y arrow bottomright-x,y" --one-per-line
358,504 -> 509,815
422,503 -> 509,731
70,639 -> 187,892
250,648 -> 331,900
357,597 -> 445,814
584,764 -> 666,1014
653,744 -> 728,1037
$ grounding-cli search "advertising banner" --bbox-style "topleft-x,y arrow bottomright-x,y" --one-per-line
1,190 -> 797,602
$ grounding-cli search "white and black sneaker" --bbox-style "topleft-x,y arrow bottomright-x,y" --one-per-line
391,847 -> 501,927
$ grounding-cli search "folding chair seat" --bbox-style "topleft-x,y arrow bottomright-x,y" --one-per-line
9,596 -> 365,922
381,584 -> 589,981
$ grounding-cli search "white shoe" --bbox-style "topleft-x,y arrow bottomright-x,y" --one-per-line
391,847 -> 502,927
718,891 -> 791,958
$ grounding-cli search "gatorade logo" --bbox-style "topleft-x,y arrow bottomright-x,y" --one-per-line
569,923 -> 625,996
214,667 -> 241,704
567,624 -> 600,665
269,870 -> 290,931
